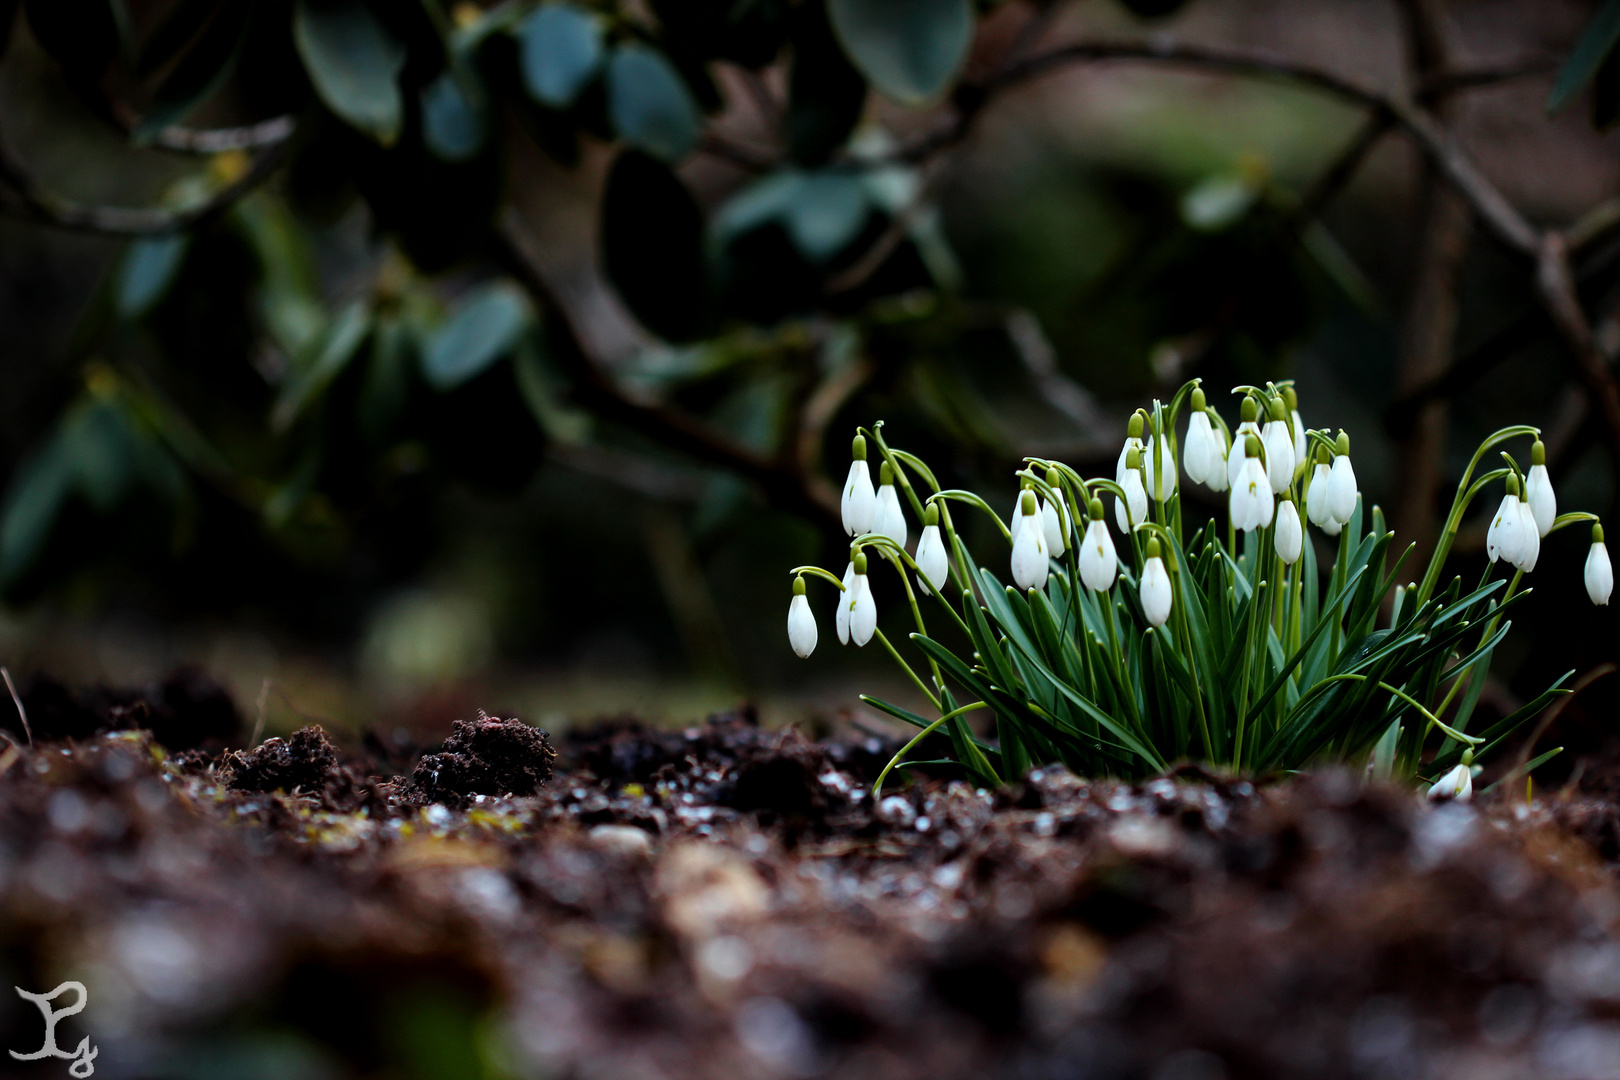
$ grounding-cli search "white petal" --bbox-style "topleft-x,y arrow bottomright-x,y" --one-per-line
1042,498 -> 1067,557
850,574 -> 877,646
1328,456 -> 1358,524
1307,464 -> 1334,528
1115,437 -> 1143,484
1141,556 -> 1172,627
788,594 -> 817,658
1262,420 -> 1295,494
875,485 -> 907,546
1291,409 -> 1307,469
841,462 -> 875,537
1276,500 -> 1303,564
1115,470 -> 1148,534
1183,412 -> 1213,484
1011,512 -> 1049,591
1426,764 -> 1472,801
1079,520 -> 1118,592
915,525 -> 949,595
1587,542 -> 1612,605
1204,432 -> 1229,492
1143,436 -> 1176,500
1226,421 -> 1259,491
1514,499 -> 1540,573
1486,495 -> 1522,566
836,562 -> 854,644
1525,465 -> 1556,538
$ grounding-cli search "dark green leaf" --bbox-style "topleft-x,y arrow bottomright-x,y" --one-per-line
421,70 -> 487,162
1550,0 -> 1620,112
135,0 -> 253,138
294,0 -> 407,145
0,434 -> 72,584
115,235 -> 190,319
421,281 -> 531,390
605,43 -> 702,161
273,300 -> 374,429
519,1 -> 602,109
788,0 -> 866,165
601,150 -> 713,341
826,0 -> 972,106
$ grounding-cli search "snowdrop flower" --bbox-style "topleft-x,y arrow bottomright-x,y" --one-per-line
1427,762 -> 1472,802
1204,417 -> 1230,493
847,553 -> 877,647
915,504 -> 949,595
1115,447 -> 1149,533
1306,451 -> 1340,536
1525,439 -> 1556,538
1261,397 -> 1296,494
1229,434 -> 1273,533
1586,522 -> 1611,606
1226,396 -> 1262,491
841,434 -> 875,537
1115,411 -> 1145,486
787,576 -> 817,658
1078,499 -> 1118,593
1284,386 -> 1306,474
1011,491 -> 1049,592
1141,432 -> 1176,502
873,462 -> 907,546
835,560 -> 856,644
1327,432 -> 1358,526
1140,537 -> 1172,627
1486,476 -> 1529,568
1514,493 -> 1540,573
1041,467 -> 1069,557
1182,387 -> 1219,485
1276,496 -> 1303,565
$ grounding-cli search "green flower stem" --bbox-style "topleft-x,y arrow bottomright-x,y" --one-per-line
931,490 -> 1014,543
1415,426 -> 1538,608
790,565 -> 849,590
873,628 -> 941,713
871,700 -> 989,797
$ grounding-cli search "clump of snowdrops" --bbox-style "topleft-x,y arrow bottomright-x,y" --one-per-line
786,381 -> 1613,799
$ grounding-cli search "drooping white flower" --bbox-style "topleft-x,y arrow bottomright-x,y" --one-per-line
1276,498 -> 1303,565
1183,391 -> 1218,484
1285,387 -> 1307,474
1327,433 -> 1358,525
1226,396 -> 1262,491
1586,524 -> 1611,606
848,559 -> 877,647
1204,419 -> 1230,493
1261,400 -> 1295,494
841,435 -> 875,537
1078,501 -> 1118,593
915,507 -> 949,595
787,578 -> 817,658
1115,411 -> 1145,486
1230,438 -> 1272,533
836,561 -> 855,644
1142,434 -> 1176,501
1306,459 -> 1341,536
1427,763 -> 1472,801
873,462 -> 907,546
1486,487 -> 1527,567
1041,469 -> 1069,557
1140,539 -> 1172,627
1115,448 -> 1149,533
1525,440 -> 1556,538
1011,492 -> 1049,592
1513,496 -> 1540,573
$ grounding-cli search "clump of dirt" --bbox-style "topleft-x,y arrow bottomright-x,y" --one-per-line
404,710 -> 556,804
225,724 -> 339,793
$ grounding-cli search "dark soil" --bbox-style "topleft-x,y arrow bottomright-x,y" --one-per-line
2,679 -> 1620,1080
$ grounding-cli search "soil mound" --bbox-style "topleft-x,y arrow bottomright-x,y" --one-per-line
225,724 -> 340,793
405,711 -> 556,804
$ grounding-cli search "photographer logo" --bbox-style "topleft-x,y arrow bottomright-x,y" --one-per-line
10,982 -> 97,1077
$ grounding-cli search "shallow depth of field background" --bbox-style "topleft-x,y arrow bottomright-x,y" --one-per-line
0,0 -> 1614,765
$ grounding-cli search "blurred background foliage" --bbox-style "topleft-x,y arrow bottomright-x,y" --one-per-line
0,0 -> 1616,757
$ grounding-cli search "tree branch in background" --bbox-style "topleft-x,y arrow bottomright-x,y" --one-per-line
0,118 -> 297,235
497,209 -> 842,532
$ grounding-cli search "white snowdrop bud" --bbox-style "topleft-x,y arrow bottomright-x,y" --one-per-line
1140,537 -> 1172,628
848,553 -> 877,647
1230,435 -> 1272,533
1486,477 -> 1527,567
1427,763 -> 1472,802
1227,396 -> 1261,491
1041,468 -> 1068,557
1182,388 -> 1216,484
1115,411 -> 1145,487
1327,432 -> 1357,525
1284,386 -> 1307,474
1143,434 -> 1176,501
1276,497 -> 1303,565
1525,440 -> 1556,538
1115,447 -> 1149,533
841,434 -> 875,537
1306,456 -> 1340,536
915,504 -> 949,595
1513,495 -> 1540,574
787,577 -> 817,658
1204,416 -> 1230,493
873,461 -> 907,547
1011,491 -> 1049,592
836,560 -> 855,645
1587,524 -> 1612,606
1261,398 -> 1295,494
1078,499 -> 1118,593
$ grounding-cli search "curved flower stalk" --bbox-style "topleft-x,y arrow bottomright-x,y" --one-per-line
789,401 -> 1600,797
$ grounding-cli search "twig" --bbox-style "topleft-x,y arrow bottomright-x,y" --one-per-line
2,666 -> 31,745
147,116 -> 297,154
1511,662 -> 1616,773
252,678 -> 270,748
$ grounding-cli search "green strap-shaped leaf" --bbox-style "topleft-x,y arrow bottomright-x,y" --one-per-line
1550,0 -> 1620,111
827,0 -> 973,106
294,0 -> 406,145
116,235 -> 190,320
520,2 -> 603,109
606,43 -> 701,162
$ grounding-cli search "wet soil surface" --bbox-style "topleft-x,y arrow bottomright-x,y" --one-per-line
1,682 -> 1620,1080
